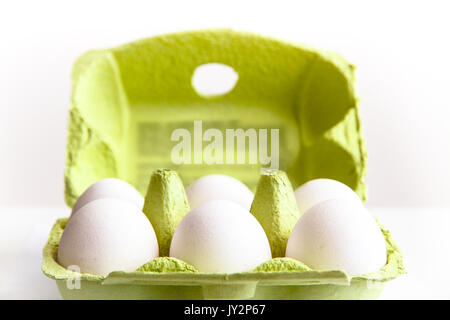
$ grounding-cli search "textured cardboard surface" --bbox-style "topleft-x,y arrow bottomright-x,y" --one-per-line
64,29 -> 367,207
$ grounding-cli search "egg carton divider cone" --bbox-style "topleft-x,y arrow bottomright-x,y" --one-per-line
43,30 -> 405,299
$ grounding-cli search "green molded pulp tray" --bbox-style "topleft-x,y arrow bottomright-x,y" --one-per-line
42,29 -> 405,299
43,217 -> 404,299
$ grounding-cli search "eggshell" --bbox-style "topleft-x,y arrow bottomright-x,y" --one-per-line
294,178 -> 361,216
185,174 -> 254,210
71,178 -> 144,216
58,198 -> 158,275
170,200 -> 272,273
286,198 -> 387,276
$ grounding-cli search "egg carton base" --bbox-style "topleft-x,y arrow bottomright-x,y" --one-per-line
42,216 -> 404,300
56,279 -> 384,300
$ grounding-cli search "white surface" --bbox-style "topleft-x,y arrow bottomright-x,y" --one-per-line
191,63 -> 239,96
1,1 -> 450,207
0,205 -> 449,299
0,207 -> 69,300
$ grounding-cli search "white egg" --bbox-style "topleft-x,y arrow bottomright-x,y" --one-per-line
71,178 -> 144,216
170,200 -> 272,273
286,198 -> 387,276
185,174 -> 254,210
294,178 -> 361,216
58,198 -> 158,275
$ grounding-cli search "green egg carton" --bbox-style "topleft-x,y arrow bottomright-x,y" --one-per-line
42,30 -> 405,299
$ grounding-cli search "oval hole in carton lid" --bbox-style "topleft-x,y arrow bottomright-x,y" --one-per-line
191,63 -> 238,97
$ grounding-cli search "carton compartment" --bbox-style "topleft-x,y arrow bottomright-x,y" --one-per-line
42,217 -> 405,299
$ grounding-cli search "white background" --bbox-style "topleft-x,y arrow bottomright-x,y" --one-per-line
0,0 -> 450,300
1,0 -> 449,207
